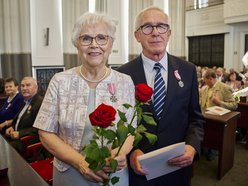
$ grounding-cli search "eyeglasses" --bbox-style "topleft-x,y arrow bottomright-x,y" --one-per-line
78,34 -> 112,46
137,23 -> 170,35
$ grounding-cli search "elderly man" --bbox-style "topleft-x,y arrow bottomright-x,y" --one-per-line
5,77 -> 43,154
216,67 -> 227,83
118,6 -> 204,186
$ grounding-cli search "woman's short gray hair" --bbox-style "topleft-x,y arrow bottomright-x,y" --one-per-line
71,12 -> 116,47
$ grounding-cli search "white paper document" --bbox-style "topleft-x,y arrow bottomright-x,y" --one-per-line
205,106 -> 231,115
137,142 -> 185,180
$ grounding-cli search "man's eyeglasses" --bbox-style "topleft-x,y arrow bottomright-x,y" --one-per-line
78,34 -> 112,46
137,23 -> 170,35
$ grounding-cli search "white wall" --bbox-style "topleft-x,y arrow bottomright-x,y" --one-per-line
168,0 -> 185,57
185,3 -> 248,71
30,0 -> 63,66
106,0 -> 127,64
224,0 -> 248,24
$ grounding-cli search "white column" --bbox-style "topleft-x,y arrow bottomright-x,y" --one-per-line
30,0 -> 63,66
105,0 -> 128,64
168,0 -> 186,58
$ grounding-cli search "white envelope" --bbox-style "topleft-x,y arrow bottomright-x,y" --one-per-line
138,142 -> 185,180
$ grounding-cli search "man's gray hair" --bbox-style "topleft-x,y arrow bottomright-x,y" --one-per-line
134,6 -> 170,31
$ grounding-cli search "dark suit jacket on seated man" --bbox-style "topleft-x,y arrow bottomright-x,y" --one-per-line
5,77 -> 43,154
117,6 -> 205,186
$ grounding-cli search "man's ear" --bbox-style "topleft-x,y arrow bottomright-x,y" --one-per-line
134,31 -> 141,43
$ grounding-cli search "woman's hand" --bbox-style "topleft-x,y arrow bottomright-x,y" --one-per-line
103,153 -> 127,173
78,161 -> 109,183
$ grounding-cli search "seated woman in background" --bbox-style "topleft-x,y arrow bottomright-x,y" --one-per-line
226,71 -> 242,92
0,78 -> 24,133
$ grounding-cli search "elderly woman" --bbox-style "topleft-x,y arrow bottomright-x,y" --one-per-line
0,78 -> 24,132
33,12 -> 135,186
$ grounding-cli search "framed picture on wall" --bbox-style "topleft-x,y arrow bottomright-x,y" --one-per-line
32,66 -> 64,96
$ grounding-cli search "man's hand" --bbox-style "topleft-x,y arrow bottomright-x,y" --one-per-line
10,131 -> 20,139
129,149 -> 148,175
5,127 -> 14,137
0,123 -> 5,131
211,92 -> 221,105
168,145 -> 196,167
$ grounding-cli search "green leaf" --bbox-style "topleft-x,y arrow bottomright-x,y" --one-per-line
118,110 -> 127,122
111,176 -> 120,185
83,141 -> 98,156
110,159 -> 118,172
102,129 -> 116,142
117,119 -> 124,127
102,179 -> 110,186
123,103 -> 132,109
136,124 -> 147,133
88,160 -> 99,170
90,147 -> 101,161
100,146 -> 111,159
112,139 -> 119,149
142,115 -> 157,126
87,158 -> 105,170
128,125 -> 135,135
116,123 -> 128,145
144,132 -> 157,145
133,133 -> 142,147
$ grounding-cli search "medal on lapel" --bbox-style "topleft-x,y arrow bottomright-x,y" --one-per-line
174,70 -> 184,87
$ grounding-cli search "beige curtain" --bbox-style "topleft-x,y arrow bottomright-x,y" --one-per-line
62,0 -> 89,69
95,0 -> 107,13
0,0 -> 32,81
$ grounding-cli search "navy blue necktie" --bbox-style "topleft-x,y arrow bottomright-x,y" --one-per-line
153,63 -> 166,120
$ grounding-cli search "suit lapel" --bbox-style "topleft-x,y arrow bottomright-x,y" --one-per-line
160,55 -> 179,119
131,55 -> 147,84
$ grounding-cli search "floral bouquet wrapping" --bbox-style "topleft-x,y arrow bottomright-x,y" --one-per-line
83,83 -> 157,186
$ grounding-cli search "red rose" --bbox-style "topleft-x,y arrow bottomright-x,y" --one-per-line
135,83 -> 153,102
89,103 -> 116,128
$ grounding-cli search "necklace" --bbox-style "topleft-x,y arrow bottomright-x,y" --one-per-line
79,65 -> 108,83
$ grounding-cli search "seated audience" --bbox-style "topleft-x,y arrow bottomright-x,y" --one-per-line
4,77 -> 43,154
229,68 -> 243,82
0,78 -> 24,133
226,71 -> 242,92
216,67 -> 228,83
200,69 -> 238,111
199,69 -> 238,161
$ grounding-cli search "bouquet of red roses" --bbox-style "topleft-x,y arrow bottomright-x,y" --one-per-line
83,83 -> 157,186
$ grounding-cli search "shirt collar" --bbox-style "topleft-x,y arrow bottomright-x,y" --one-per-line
141,53 -> 168,72
24,97 -> 33,104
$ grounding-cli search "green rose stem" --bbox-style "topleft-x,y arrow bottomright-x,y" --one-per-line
102,107 -> 138,186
